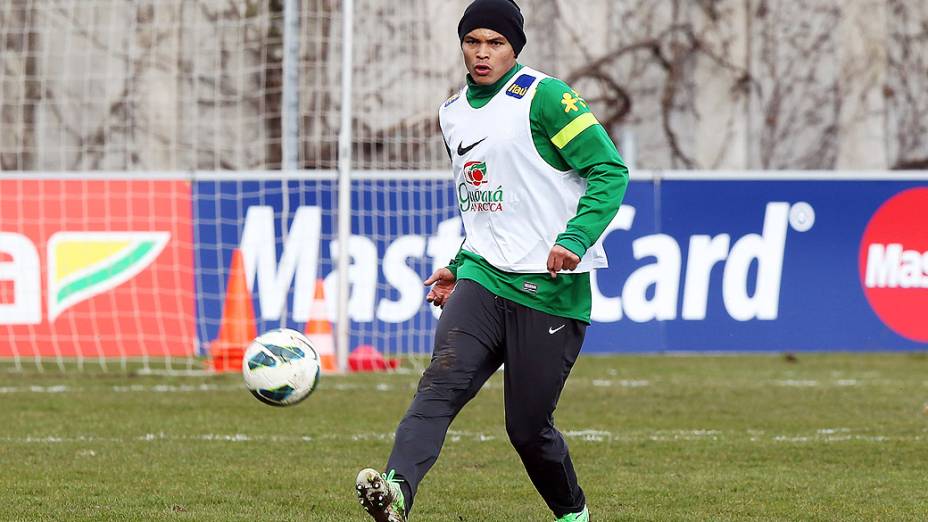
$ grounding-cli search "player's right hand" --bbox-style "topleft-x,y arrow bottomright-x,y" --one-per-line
424,267 -> 456,308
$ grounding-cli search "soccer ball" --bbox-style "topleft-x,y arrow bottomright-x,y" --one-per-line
242,328 -> 321,407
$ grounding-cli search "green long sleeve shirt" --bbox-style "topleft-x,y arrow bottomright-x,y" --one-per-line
447,63 -> 629,323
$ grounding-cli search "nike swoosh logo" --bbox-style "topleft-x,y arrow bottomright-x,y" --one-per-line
549,325 -> 566,335
457,138 -> 486,156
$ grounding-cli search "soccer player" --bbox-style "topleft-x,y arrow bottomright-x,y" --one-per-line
355,0 -> 628,520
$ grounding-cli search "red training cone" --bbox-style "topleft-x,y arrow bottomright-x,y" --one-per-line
348,345 -> 399,373
208,249 -> 256,372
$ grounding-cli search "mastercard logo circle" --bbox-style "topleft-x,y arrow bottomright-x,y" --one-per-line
858,188 -> 928,342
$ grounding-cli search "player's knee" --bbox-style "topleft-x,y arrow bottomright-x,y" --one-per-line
505,420 -> 550,451
418,351 -> 463,390
405,395 -> 458,419
409,354 -> 479,415
409,378 -> 470,415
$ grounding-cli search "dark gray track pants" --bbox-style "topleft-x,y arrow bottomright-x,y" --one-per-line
385,279 -> 587,518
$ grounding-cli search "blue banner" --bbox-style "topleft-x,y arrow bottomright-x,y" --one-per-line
194,177 -> 928,355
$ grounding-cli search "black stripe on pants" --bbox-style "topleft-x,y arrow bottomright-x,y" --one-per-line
385,279 -> 587,517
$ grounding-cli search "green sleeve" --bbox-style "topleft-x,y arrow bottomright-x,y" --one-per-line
446,244 -> 464,279
530,78 -> 629,258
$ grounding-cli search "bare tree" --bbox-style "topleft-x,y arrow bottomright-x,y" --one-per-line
885,0 -> 928,169
3,0 -> 926,173
753,0 -> 842,169
0,0 -> 39,171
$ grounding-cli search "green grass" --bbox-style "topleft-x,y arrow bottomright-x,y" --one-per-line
2,354 -> 928,521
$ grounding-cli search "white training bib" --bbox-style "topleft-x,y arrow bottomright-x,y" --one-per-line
439,66 -> 608,273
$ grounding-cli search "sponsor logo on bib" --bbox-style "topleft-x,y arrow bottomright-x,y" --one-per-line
458,161 -> 504,213
506,74 -> 536,99
443,92 -> 461,108
463,161 -> 488,187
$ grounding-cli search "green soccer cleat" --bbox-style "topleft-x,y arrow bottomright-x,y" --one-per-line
355,468 -> 407,522
556,505 -> 590,522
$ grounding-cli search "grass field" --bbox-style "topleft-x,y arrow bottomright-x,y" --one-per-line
2,353 -> 928,521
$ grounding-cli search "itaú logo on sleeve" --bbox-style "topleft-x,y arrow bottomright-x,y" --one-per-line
859,188 -> 928,342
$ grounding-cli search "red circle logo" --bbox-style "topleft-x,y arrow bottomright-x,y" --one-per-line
858,188 -> 928,342
463,161 -> 488,187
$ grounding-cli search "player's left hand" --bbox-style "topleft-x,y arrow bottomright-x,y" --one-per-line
546,245 -> 580,279
424,267 -> 456,308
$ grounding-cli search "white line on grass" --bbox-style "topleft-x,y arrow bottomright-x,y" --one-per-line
591,379 -> 650,388
111,384 -> 240,393
0,378 -> 910,395
816,428 -> 851,435
772,435 -> 894,443
3,429 -> 922,446
834,379 -> 860,386
564,430 -> 614,442
773,380 -> 819,387
0,385 -> 71,393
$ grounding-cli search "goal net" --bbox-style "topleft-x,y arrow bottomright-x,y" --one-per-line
0,0 -> 477,372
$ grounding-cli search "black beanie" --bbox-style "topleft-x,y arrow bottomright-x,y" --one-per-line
458,0 -> 526,56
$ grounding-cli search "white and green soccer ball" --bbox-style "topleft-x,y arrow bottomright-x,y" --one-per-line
242,328 -> 320,407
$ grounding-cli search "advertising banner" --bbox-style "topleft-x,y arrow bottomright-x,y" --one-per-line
193,176 -> 927,354
587,180 -> 928,352
3,174 -> 923,360
0,180 -> 196,358
194,179 -> 461,356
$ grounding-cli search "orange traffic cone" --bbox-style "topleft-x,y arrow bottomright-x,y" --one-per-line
208,249 -> 257,372
305,279 -> 338,373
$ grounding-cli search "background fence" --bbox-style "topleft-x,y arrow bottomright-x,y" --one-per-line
2,0 -> 927,173
1,1 -> 926,371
